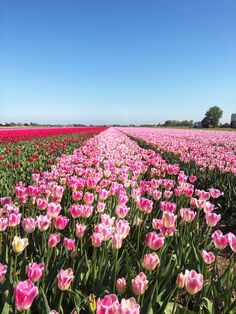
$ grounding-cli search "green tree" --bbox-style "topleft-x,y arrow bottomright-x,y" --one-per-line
205,106 -> 223,127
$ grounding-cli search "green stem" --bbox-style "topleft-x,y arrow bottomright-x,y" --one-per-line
113,249 -> 118,293
58,291 -> 64,313
184,295 -> 190,314
14,254 -> 18,283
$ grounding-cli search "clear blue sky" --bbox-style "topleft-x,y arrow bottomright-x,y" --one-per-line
0,0 -> 235,125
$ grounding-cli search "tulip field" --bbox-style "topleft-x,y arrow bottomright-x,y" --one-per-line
0,127 -> 236,314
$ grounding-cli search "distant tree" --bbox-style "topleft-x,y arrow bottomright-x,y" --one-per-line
201,117 -> 212,128
205,106 -> 223,127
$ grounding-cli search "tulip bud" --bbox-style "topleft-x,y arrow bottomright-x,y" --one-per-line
88,294 -> 96,312
116,277 -> 127,294
176,272 -> 185,289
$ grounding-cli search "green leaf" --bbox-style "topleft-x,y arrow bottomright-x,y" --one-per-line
41,288 -> 51,313
201,297 -> 213,314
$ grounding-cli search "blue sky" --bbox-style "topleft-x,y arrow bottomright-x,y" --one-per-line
0,0 -> 235,125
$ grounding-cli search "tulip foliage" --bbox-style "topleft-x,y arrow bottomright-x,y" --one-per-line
0,127 -> 235,313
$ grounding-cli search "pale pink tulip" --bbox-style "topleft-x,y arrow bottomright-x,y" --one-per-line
57,268 -> 74,291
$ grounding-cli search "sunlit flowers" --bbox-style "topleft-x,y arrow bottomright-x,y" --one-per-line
12,236 -> 29,254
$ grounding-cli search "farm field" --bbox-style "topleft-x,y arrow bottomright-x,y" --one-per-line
0,126 -> 236,314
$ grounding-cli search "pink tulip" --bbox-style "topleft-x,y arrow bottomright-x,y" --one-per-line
176,272 -> 185,289
99,189 -> 110,201
118,194 -> 129,205
189,175 -> 197,183
116,277 -> 127,294
201,250 -> 215,264
15,279 -> 39,311
95,224 -> 114,241
184,270 -> 203,295
101,214 -> 115,226
160,201 -> 176,212
81,204 -> 93,218
116,205 -> 130,218
8,213 -> 21,227
113,234 -> 123,249
22,217 -> 37,233
57,268 -> 74,291
198,190 -> 210,201
97,202 -> 106,213
70,204 -> 82,218
143,252 -> 159,271
72,191 -> 83,201
28,262 -> 45,282
152,189 -> 162,201
120,298 -> 140,314
161,211 -> 177,228
138,197 -> 153,214
0,263 -> 7,282
228,233 -> 236,252
145,232 -> 165,251
84,192 -> 94,205
116,220 -> 130,239
75,223 -> 86,238
96,294 -> 120,314
132,272 -> 148,295
54,215 -> 69,230
212,230 -> 228,250
0,217 -> 8,231
64,238 -> 75,251
47,203 -> 61,218
48,233 -> 60,248
164,190 -> 173,199
36,198 -> 48,210
205,212 -> 221,227
209,188 -> 222,199
91,232 -> 104,247
180,208 -> 196,223
37,215 -> 51,231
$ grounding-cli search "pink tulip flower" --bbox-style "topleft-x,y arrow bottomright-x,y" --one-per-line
132,272 -> 148,295
96,294 -> 120,314
205,212 -> 221,227
28,262 -> 45,282
48,233 -> 60,248
75,223 -> 86,238
211,230 -> 228,250
228,233 -> 236,252
143,252 -> 160,271
120,298 -> 140,314
64,238 -> 75,251
145,232 -> 165,251
57,268 -> 74,291
113,234 -> 123,249
15,279 -> 39,311
0,263 -> 7,282
22,217 -> 37,233
184,270 -> 203,295
116,277 -> 127,294
201,250 -> 215,264
176,272 -> 185,289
